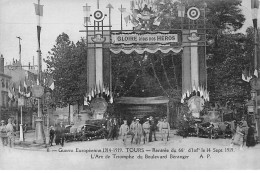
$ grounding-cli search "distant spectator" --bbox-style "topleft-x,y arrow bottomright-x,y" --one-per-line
6,118 -> 15,148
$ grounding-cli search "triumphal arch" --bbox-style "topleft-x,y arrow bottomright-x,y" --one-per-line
80,0 -> 211,121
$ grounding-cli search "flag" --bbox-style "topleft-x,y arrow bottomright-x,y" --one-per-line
83,5 -> 91,25
19,84 -> 21,94
99,81 -> 102,94
252,0 -> 259,28
124,14 -> 131,26
153,17 -> 161,26
88,94 -> 91,101
49,82 -> 55,90
107,89 -> 110,97
130,0 -> 135,10
34,3 -> 43,16
84,97 -> 89,106
84,17 -> 90,24
177,5 -> 185,17
91,89 -> 94,97
254,69 -> 258,78
118,7 -> 126,13
37,25 -> 41,48
242,68 -> 250,82
24,80 -> 27,93
25,92 -> 31,98
102,84 -> 105,93
109,95 -> 113,104
8,89 -> 13,99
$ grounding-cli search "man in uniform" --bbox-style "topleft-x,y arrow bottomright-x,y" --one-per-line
55,121 -> 66,147
160,117 -> 170,144
49,126 -> 55,146
119,119 -> 129,145
6,118 -> 15,148
112,117 -> 119,140
143,118 -> 150,144
134,119 -> 143,145
149,116 -> 157,142
157,117 -> 163,141
129,117 -> 137,144
106,117 -> 113,141
0,120 -> 7,148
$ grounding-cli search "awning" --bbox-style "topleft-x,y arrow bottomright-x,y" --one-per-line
115,96 -> 169,104
110,45 -> 183,54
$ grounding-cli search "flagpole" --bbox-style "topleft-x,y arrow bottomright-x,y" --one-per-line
34,0 -> 46,145
37,0 -> 42,119
121,4 -> 123,31
16,36 -> 22,68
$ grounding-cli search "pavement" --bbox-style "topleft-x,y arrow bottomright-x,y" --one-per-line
1,129 -> 260,169
13,129 -> 49,151
12,129 -> 260,150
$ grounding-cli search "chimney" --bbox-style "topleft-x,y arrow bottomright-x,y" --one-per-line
0,54 -> 4,73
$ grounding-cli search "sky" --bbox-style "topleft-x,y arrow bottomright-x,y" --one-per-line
0,0 -> 256,70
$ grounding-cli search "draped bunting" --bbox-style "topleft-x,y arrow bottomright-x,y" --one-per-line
110,45 -> 182,54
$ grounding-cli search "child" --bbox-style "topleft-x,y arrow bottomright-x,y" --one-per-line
119,120 -> 129,145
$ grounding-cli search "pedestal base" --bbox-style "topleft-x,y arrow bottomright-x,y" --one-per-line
34,118 -> 46,144
19,124 -> 24,142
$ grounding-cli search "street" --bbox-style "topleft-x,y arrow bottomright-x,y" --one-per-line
1,131 -> 260,170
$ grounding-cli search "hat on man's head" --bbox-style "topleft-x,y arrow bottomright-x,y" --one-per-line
147,118 -> 150,120
1,120 -> 4,123
136,119 -> 140,121
133,117 -> 137,119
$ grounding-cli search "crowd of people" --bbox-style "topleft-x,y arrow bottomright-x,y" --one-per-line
0,118 -> 16,149
106,116 -> 171,145
230,117 -> 257,150
49,121 -> 66,147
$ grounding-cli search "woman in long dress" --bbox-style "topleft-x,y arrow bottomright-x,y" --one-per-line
230,122 -> 245,150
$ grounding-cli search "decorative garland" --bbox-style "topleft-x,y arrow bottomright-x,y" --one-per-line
150,55 -> 170,97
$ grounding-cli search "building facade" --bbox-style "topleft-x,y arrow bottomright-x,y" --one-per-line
0,54 -> 12,122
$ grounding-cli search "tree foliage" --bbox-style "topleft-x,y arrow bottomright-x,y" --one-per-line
207,32 -> 252,104
44,33 -> 87,107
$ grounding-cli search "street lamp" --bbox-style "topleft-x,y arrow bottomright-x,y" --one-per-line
44,87 -> 52,145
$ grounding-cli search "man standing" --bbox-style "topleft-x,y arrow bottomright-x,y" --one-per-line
149,116 -> 157,142
129,117 -> 136,144
56,121 -> 66,147
106,118 -> 113,141
160,117 -> 170,144
157,117 -> 163,141
49,126 -> 55,146
0,120 -> 7,148
143,118 -> 150,144
6,118 -> 15,148
134,119 -> 143,145
112,117 -> 119,140
119,119 -> 129,145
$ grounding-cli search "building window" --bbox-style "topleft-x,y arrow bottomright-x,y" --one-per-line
1,91 -> 5,107
6,80 -> 8,89
1,78 -> 5,88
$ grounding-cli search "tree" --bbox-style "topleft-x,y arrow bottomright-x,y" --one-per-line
207,33 -> 251,104
44,33 -> 88,107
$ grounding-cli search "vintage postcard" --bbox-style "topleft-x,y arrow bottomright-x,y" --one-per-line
0,0 -> 260,170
